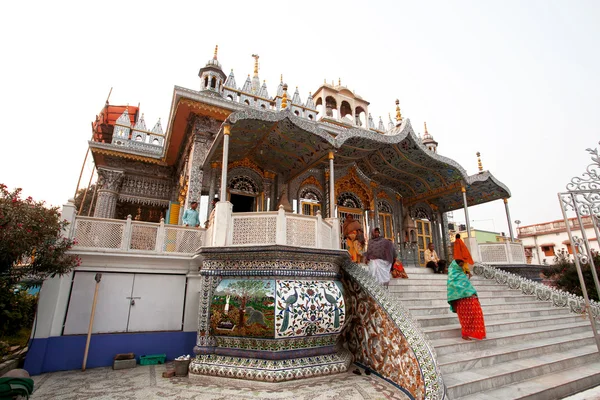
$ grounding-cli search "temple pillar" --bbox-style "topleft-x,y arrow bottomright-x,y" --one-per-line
207,162 -> 219,221
328,151 -> 335,218
461,185 -> 472,237
212,123 -> 232,247
219,123 -> 231,201
441,212 -> 449,260
397,197 -> 404,247
185,136 -> 208,210
504,198 -> 515,242
93,168 -> 124,219
264,171 -> 276,211
462,185 -> 479,261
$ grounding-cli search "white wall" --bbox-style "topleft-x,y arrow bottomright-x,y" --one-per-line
520,226 -> 599,264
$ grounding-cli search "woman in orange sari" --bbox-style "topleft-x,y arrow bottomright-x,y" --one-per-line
454,234 -> 474,275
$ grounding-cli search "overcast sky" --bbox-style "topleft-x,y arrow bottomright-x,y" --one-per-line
1,0 -> 598,235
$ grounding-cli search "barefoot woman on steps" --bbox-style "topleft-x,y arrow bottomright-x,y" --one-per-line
447,259 -> 487,340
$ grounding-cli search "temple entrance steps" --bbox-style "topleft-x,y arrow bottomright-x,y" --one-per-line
389,266 -> 600,400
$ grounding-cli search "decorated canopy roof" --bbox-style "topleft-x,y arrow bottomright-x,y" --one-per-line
203,108 -> 510,212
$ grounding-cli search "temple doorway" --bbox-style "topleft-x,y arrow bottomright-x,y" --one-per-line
230,193 -> 254,212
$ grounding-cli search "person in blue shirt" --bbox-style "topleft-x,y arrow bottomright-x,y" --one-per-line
182,201 -> 200,227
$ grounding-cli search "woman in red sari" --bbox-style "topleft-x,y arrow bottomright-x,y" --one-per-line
447,259 -> 486,340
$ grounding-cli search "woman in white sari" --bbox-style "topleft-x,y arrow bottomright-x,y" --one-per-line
364,228 -> 395,287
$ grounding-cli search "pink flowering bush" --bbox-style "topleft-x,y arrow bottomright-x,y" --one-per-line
0,184 -> 80,336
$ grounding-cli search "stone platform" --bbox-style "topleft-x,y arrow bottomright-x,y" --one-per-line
29,364 -> 411,399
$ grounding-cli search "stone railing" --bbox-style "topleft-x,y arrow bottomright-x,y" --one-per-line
473,262 -> 600,322
224,207 -> 339,249
72,216 -> 205,255
341,261 -> 445,400
478,242 -> 526,264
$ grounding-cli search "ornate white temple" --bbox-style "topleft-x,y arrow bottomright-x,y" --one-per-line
24,46 -> 540,400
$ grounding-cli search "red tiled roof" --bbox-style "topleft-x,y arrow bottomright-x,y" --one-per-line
92,104 -> 139,143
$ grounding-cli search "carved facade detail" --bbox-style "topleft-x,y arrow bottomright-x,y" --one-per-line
228,157 -> 264,177
335,167 -> 371,209
94,168 -> 125,218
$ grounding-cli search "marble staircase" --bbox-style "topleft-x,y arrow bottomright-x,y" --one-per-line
389,266 -> 600,400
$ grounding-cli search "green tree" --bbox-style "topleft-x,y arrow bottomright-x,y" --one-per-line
0,184 -> 80,336
74,184 -> 97,216
543,249 -> 600,301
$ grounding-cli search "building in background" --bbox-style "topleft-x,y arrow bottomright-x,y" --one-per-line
517,217 -> 599,264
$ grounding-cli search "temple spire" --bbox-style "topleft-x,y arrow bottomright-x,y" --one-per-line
252,54 -> 259,77
395,99 -> 402,123
281,83 -> 288,109
477,152 -> 483,172
213,45 -> 218,60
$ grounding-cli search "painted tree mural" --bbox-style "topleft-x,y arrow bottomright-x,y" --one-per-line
227,280 -> 273,328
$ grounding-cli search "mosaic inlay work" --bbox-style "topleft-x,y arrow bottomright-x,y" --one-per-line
189,351 -> 352,383
211,279 -> 275,338
341,261 -> 445,400
209,279 -> 346,340
275,280 -> 345,338
215,334 -> 338,352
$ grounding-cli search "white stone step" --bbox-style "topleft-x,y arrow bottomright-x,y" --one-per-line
455,360 -> 600,400
424,314 -> 587,339
392,289 -> 528,299
416,307 -> 573,327
445,344 -> 600,399
438,331 -> 595,374
397,296 -> 539,307
432,321 -> 592,356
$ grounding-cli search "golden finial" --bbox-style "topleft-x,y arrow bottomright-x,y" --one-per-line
424,121 -> 428,134
281,83 -> 288,109
213,45 -> 218,60
280,74 -> 283,83
338,78 -> 341,86
251,54 -> 259,77
477,152 -> 483,172
395,99 -> 402,122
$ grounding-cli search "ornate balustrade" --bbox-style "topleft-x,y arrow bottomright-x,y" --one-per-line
72,216 -> 205,255
473,262 -> 600,322
341,261 -> 445,400
225,207 -> 338,249
478,241 -> 526,264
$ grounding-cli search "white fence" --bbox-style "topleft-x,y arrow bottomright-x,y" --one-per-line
72,207 -> 339,254
73,216 -> 205,255
478,242 -> 526,264
226,208 -> 338,249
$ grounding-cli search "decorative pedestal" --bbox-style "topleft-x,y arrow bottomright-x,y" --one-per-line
190,245 -> 351,382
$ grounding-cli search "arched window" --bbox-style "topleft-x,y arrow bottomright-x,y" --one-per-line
299,187 -> 322,216
337,192 -> 362,209
204,77 -> 208,88
210,77 -> 216,89
229,176 -> 258,194
135,135 -> 142,142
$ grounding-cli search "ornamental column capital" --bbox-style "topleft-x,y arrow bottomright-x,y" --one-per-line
97,168 -> 125,192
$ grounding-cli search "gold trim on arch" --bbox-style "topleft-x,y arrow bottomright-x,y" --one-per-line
300,175 -> 323,191
335,167 -> 372,209
228,157 -> 264,177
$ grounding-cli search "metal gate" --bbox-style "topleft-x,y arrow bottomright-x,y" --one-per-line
557,144 -> 600,352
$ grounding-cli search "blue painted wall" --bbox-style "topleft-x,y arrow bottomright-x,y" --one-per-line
24,331 -> 196,375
